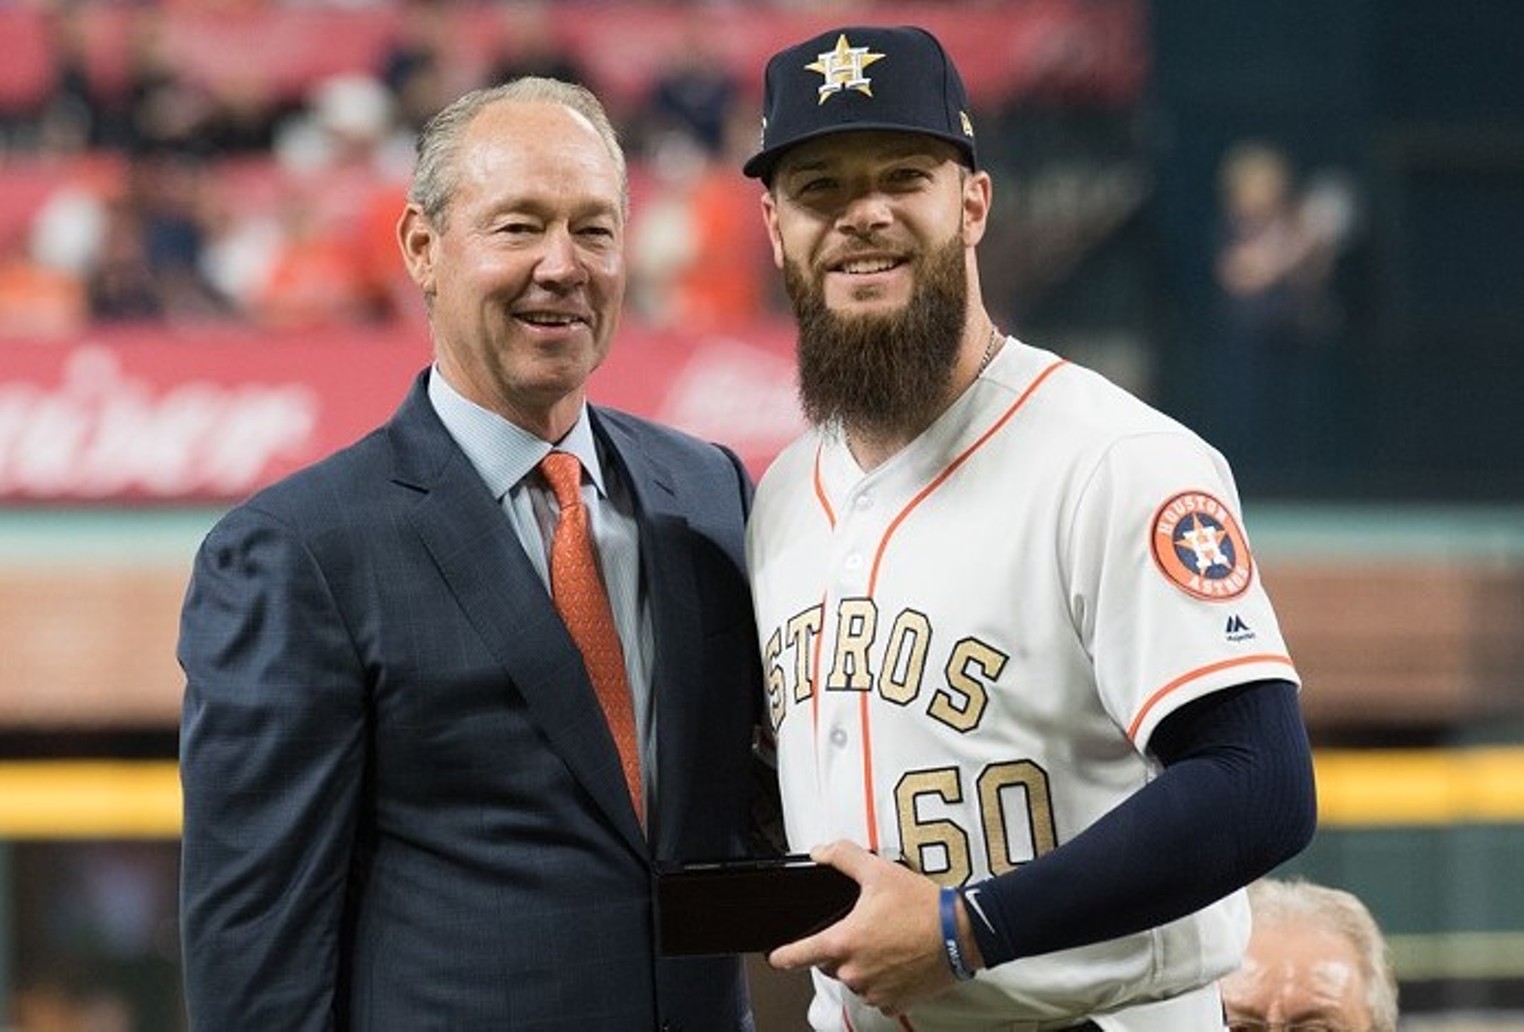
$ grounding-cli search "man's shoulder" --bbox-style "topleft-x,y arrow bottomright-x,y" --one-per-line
750,430 -> 820,514
593,406 -> 739,471
1005,341 -> 1196,444
223,423 -> 394,528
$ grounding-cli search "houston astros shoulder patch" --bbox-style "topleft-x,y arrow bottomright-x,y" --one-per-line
1150,490 -> 1253,600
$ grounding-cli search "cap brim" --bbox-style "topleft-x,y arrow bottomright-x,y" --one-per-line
742,124 -> 977,181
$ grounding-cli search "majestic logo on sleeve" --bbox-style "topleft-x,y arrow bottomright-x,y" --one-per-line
806,34 -> 886,103
1150,491 -> 1253,600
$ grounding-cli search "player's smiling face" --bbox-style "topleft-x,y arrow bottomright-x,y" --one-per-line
761,131 -> 992,437
762,131 -> 985,316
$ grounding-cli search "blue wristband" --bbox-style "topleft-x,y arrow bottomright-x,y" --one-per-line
939,886 -> 976,981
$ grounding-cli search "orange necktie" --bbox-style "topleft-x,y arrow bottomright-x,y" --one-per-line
539,450 -> 642,819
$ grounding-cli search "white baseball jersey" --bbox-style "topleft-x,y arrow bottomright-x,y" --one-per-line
746,338 -> 1298,1031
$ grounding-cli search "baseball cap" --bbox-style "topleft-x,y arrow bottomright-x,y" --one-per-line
743,25 -> 978,183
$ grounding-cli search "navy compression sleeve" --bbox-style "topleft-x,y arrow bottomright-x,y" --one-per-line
962,678 -> 1316,967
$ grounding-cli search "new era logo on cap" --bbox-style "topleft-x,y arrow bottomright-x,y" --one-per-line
743,25 -> 978,182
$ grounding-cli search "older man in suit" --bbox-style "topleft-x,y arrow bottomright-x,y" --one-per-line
178,77 -> 773,1031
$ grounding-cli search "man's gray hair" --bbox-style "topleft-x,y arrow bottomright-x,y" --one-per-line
409,77 -> 628,228
1247,877 -> 1399,1032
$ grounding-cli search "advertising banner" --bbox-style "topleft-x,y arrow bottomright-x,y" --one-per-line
0,323 -> 803,503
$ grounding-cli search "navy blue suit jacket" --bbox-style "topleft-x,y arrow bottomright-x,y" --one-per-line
179,370 -> 769,1031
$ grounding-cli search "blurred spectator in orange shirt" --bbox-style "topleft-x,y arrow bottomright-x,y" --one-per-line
630,129 -> 770,332
245,72 -> 412,327
0,231 -> 87,339
252,195 -> 379,329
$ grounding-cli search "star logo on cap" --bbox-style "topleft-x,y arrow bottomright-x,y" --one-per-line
806,33 -> 885,105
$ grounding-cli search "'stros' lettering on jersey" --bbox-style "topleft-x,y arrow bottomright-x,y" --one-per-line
764,598 -> 1060,881
762,599 -> 1010,734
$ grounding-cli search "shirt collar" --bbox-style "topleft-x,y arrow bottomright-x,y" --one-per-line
427,367 -> 607,500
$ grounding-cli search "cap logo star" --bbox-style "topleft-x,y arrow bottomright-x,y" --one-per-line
806,34 -> 886,105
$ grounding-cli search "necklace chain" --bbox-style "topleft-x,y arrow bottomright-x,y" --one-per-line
977,326 -> 1003,375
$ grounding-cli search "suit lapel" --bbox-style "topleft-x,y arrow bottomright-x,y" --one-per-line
593,412 -> 704,856
386,376 -> 647,857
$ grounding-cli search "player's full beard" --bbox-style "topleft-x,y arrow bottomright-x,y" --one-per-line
784,234 -> 968,440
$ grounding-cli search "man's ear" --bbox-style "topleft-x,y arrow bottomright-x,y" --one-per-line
760,190 -> 786,270
962,169 -> 992,248
397,204 -> 437,294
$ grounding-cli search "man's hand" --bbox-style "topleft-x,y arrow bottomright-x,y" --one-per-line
767,840 -> 970,1016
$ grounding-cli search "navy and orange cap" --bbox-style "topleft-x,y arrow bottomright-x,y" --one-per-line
743,25 -> 978,183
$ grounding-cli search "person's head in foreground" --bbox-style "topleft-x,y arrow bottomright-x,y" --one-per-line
1222,877 -> 1399,1032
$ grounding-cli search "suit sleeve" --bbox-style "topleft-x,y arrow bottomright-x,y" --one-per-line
710,440 -> 787,855
177,505 -> 367,1031
716,441 -> 756,516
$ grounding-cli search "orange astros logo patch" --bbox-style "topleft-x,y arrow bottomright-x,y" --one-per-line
1150,491 -> 1253,601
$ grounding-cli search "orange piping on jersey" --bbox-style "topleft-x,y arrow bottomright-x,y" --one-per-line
811,591 -> 827,736
898,1014 -> 918,1031
813,443 -> 837,528
1127,653 -> 1296,742
842,1006 -> 856,1031
856,358 -> 1068,863
866,358 -> 1068,592
859,689 -> 879,852
810,448 -> 836,764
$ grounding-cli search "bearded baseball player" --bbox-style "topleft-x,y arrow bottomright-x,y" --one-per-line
742,26 -> 1317,1032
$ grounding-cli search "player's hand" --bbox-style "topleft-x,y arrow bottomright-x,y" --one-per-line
767,840 -> 960,1016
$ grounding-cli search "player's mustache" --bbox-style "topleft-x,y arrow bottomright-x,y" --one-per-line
818,236 -> 915,270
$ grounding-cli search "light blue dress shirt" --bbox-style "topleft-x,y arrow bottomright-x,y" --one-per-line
427,368 -> 657,803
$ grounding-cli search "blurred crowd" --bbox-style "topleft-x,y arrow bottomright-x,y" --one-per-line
0,1 -> 1149,347
0,2 -> 789,339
